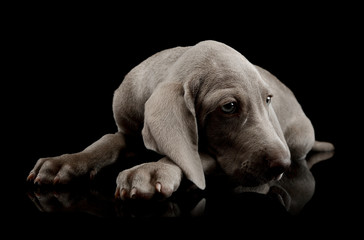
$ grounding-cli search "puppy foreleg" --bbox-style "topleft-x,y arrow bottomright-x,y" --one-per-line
27,132 -> 126,184
115,157 -> 183,200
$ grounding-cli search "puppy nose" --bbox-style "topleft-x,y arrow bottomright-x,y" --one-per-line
266,152 -> 291,178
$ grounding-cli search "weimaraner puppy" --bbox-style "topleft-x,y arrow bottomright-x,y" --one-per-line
27,40 -> 334,200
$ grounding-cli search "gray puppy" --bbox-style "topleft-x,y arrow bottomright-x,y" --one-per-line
27,40 -> 334,200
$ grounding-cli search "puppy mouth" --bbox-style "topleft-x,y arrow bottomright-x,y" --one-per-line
235,173 -> 270,187
233,171 -> 284,187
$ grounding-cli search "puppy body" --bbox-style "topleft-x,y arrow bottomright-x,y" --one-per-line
28,40 -> 334,199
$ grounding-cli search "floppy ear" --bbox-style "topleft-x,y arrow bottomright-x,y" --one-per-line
142,81 -> 205,189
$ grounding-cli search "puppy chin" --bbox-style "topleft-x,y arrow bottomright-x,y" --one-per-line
233,170 -> 285,187
233,173 -> 270,187
227,167 -> 277,187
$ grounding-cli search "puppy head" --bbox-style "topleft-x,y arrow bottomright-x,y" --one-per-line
197,68 -> 291,186
142,40 -> 291,189
142,67 -> 291,189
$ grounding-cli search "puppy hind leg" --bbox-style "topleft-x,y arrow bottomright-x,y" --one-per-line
311,141 -> 335,152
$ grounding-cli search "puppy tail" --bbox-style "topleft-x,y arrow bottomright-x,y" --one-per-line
312,141 -> 335,152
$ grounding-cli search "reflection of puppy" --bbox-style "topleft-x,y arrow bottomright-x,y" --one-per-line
27,40 -> 334,200
268,151 -> 335,214
27,185 -> 206,218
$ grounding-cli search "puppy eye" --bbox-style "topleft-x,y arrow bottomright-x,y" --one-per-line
266,95 -> 272,105
221,102 -> 237,114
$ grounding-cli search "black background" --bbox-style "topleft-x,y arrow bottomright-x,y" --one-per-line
6,2 -> 362,237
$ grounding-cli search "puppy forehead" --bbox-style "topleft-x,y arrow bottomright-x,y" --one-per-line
203,87 -> 244,106
201,70 -> 269,98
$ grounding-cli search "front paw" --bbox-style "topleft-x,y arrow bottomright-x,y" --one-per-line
115,162 -> 182,200
27,153 -> 94,185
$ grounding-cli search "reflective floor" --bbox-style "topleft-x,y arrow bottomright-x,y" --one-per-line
24,150 -> 335,218
15,146 -> 358,237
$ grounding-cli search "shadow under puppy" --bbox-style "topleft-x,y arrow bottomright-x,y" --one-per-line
27,40 -> 334,200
